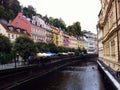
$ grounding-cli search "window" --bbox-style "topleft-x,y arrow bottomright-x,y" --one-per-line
23,31 -> 26,34
8,33 -> 10,38
12,34 -> 14,39
16,29 -> 20,32
18,16 -> 20,19
9,27 -> 13,30
111,40 -> 115,57
90,43 -> 93,45
119,1 -> 120,15
106,43 -> 110,56
16,22 -> 18,25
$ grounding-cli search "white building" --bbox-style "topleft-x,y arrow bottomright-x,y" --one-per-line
83,30 -> 97,54
0,22 -> 29,42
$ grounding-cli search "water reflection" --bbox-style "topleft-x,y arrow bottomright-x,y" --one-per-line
19,62 -> 106,90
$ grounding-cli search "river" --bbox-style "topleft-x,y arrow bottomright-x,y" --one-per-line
16,61 -> 106,90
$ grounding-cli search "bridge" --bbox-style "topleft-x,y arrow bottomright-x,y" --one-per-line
0,55 -> 120,90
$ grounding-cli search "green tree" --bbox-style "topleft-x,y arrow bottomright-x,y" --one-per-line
0,34 -> 11,53
43,15 -> 50,23
36,42 -> 49,53
0,5 -> 5,19
73,22 -> 82,36
23,5 -> 36,19
67,25 -> 76,36
9,0 -> 21,16
52,18 -> 66,30
57,46 -> 65,53
0,34 -> 12,64
48,43 -> 58,53
67,21 -> 82,37
14,36 -> 37,62
43,16 -> 66,30
0,0 -> 21,21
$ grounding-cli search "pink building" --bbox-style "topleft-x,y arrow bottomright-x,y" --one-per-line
8,12 -> 31,35
31,24 -> 46,42
31,15 -> 52,43
31,15 -> 46,42
62,32 -> 69,47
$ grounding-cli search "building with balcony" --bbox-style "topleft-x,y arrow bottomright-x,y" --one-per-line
97,0 -> 120,71
62,32 -> 69,48
31,15 -> 47,43
51,25 -> 59,45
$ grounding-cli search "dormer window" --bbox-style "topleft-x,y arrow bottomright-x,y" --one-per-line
8,27 -> 13,30
18,16 -> 20,19
16,28 -> 20,32
23,31 -> 26,34
16,22 -> 18,26
35,22 -> 37,25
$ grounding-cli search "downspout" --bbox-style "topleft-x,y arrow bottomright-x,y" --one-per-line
115,0 -> 120,62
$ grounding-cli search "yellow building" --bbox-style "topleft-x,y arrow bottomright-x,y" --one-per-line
68,36 -> 84,49
51,25 -> 84,49
51,25 -> 59,45
57,29 -> 63,46
97,0 -> 120,71
78,38 -> 84,49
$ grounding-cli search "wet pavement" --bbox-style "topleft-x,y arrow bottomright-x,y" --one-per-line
18,62 -> 106,90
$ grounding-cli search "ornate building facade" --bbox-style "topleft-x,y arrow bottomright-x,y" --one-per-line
97,0 -> 120,71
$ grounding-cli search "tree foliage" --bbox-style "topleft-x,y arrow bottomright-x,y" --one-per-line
14,36 -> 36,61
0,34 -> 11,53
48,43 -> 58,53
0,0 -> 21,21
36,42 -> 49,53
67,21 -> 82,36
52,18 -> 66,30
23,5 -> 36,19
43,16 -> 66,30
0,34 -> 12,64
43,15 -> 49,23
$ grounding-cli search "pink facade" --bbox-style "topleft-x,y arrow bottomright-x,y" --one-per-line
31,15 -> 47,42
8,12 -> 31,35
62,33 -> 69,47
31,24 -> 46,42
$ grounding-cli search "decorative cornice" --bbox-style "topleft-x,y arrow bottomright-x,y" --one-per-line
102,24 -> 120,43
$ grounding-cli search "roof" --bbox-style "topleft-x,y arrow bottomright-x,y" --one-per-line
8,12 -> 31,35
0,23 -> 30,36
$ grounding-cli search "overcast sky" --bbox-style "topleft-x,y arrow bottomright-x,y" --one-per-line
19,0 -> 101,34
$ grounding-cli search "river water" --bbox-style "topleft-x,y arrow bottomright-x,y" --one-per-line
17,62 -> 106,90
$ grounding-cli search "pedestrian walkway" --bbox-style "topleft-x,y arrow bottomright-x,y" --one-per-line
0,62 -> 24,70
